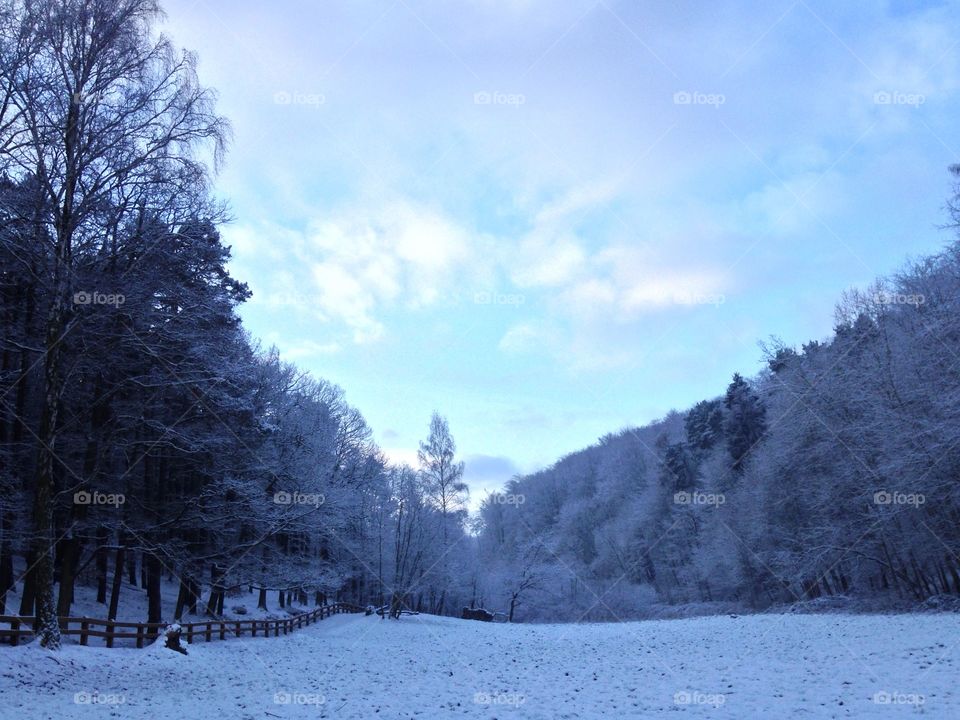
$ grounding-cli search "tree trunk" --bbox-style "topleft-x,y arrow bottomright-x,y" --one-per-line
175,577 -> 189,621
0,511 -> 14,614
206,564 -> 223,616
18,554 -> 35,616
0,544 -> 12,615
28,83 -> 86,651
127,551 -> 137,585
95,527 -> 109,604
30,303 -> 66,648
146,553 -> 162,624
108,542 -> 125,621
56,535 -> 80,622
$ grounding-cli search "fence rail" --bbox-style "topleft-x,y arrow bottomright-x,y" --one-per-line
0,602 -> 365,648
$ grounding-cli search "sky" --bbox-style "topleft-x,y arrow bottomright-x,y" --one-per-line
162,0 -> 960,507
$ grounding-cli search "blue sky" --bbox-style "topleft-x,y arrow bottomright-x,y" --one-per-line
164,0 -> 960,505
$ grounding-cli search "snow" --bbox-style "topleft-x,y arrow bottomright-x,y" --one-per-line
1,612 -> 957,718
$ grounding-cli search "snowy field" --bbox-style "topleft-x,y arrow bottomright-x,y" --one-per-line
1,612 -> 957,719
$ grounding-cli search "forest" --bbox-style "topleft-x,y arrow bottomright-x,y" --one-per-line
477,235 -> 960,621
2,0 -> 960,655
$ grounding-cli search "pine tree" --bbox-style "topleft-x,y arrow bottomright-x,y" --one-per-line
684,399 -> 724,451
723,374 -> 766,475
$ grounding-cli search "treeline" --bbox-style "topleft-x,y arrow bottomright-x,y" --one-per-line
477,214 -> 960,622
0,0 -> 478,648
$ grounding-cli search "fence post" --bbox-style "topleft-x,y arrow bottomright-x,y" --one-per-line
219,622 -> 226,640
80,621 -> 89,646
205,622 -> 212,642
10,619 -> 19,646
136,625 -> 144,649
235,621 -> 241,638
106,622 -> 115,649
186,623 -> 194,644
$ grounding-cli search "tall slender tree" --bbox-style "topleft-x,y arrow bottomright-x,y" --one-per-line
417,412 -> 467,613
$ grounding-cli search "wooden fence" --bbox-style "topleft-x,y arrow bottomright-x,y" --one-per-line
0,602 -> 365,648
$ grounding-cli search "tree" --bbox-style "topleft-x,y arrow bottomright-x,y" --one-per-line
0,0 -> 226,647
387,466 -> 438,618
723,373 -> 766,476
684,399 -> 723,451
416,412 -> 467,613
506,542 -> 544,622
418,412 -> 468,528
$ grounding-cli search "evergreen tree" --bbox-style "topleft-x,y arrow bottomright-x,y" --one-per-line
684,399 -> 724,451
723,373 -> 766,475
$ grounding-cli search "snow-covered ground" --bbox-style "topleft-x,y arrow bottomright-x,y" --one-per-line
0,612 -> 956,718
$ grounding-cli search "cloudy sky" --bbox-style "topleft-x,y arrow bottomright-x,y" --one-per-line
163,0 -> 959,504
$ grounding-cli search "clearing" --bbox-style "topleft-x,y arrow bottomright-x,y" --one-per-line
0,612 -> 956,718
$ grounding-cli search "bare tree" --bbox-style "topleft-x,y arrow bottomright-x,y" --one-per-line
0,0 -> 226,647
417,412 -> 467,614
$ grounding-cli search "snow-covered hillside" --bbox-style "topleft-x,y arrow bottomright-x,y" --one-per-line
1,612 -> 956,718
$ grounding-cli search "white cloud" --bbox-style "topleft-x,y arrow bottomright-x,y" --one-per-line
533,179 -> 624,226
509,231 -> 587,288
381,446 -> 420,469
310,261 -> 386,343
561,278 -> 617,313
225,198 -> 487,346
499,323 -> 547,354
